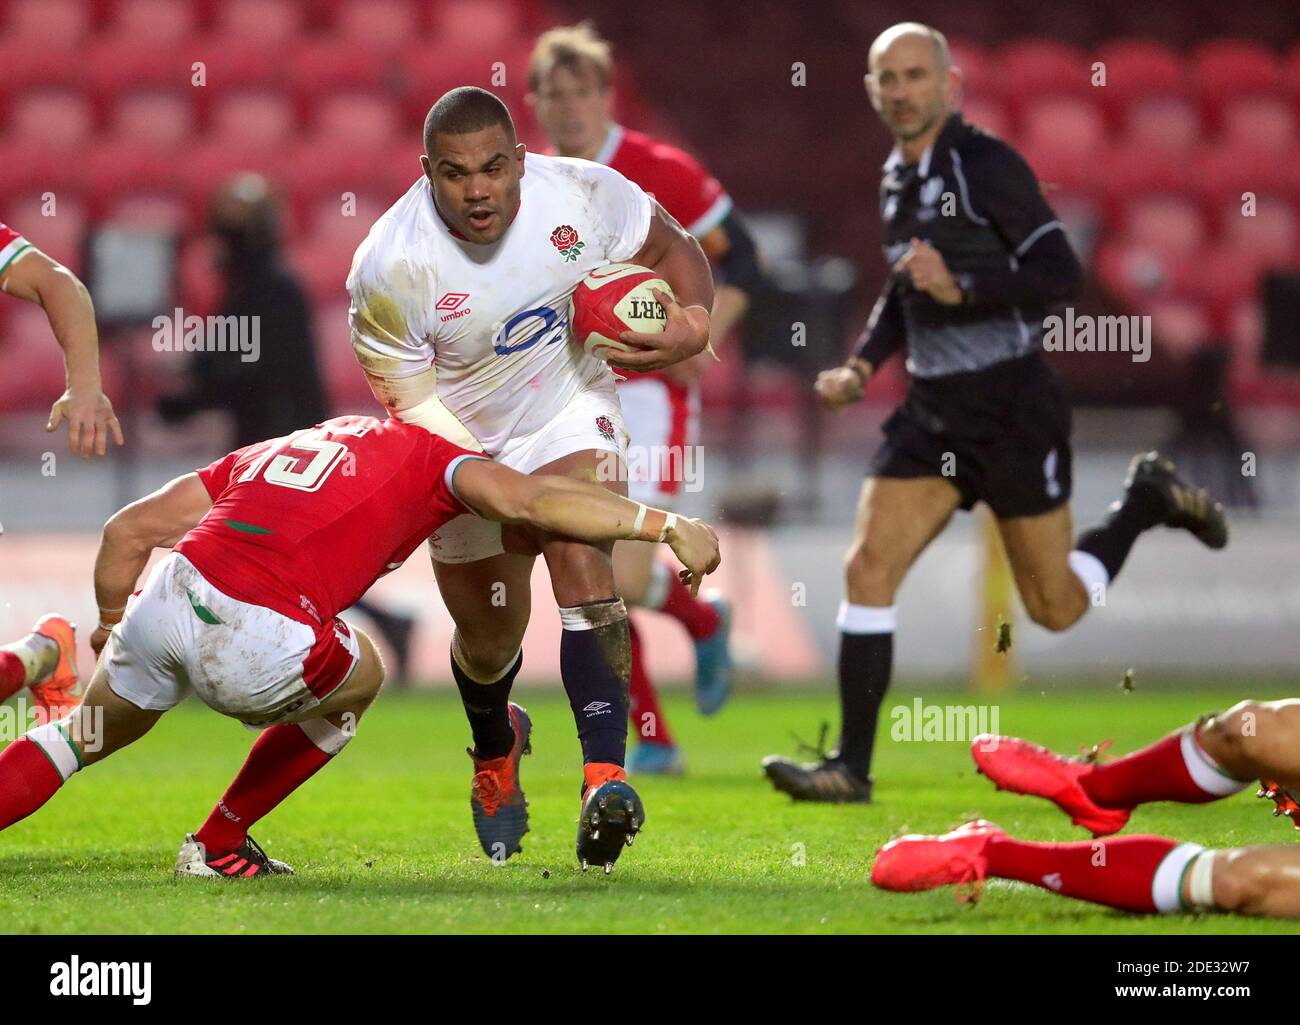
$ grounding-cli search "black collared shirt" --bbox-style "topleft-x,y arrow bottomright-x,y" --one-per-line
854,113 -> 1083,379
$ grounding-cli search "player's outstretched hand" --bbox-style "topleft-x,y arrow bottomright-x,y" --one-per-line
815,366 -> 867,411
611,288 -> 710,372
48,386 -> 125,458
667,516 -> 721,596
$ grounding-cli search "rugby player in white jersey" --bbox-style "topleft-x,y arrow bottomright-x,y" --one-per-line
347,87 -> 714,871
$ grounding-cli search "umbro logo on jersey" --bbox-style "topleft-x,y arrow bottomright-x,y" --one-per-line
436,293 -> 472,321
583,701 -> 612,715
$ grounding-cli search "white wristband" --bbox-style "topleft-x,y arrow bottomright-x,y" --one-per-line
660,512 -> 678,542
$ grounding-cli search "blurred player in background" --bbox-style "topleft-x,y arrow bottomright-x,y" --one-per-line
348,87 -> 713,870
876,695 -> 1300,915
0,223 -> 121,457
763,23 -> 1228,804
528,23 -> 765,774
0,414 -> 719,878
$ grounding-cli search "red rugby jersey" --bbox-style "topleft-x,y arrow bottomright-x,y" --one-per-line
175,415 -> 484,626
0,223 -> 33,278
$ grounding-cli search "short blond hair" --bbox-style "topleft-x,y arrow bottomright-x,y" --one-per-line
529,21 -> 613,92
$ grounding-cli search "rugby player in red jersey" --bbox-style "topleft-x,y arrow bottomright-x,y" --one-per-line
0,415 -> 719,877
527,23 -> 765,774
0,222 -> 122,457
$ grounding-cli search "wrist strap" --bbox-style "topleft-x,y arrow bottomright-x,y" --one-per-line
633,503 -> 678,542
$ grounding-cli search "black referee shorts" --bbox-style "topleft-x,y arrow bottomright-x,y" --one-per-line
869,352 -> 1073,519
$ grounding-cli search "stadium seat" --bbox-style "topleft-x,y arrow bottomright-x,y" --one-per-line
333,0 -> 420,49
102,193 -> 194,235
288,38 -> 394,96
947,38 -> 994,99
1219,195 -> 1299,263
429,0 -> 523,49
213,0 -> 305,43
1123,95 -> 1201,154
2,192 -> 88,272
104,0 -> 197,44
308,91 -> 402,150
312,297 -> 379,412
1094,39 -> 1188,117
998,40 -> 1093,106
1020,95 -> 1106,155
1193,39 -> 1285,97
1220,95 -> 1296,154
108,90 -> 195,149
960,96 -> 1010,139
306,191 -> 390,252
1124,195 -> 1207,257
1194,147 -> 1294,221
4,0 -> 89,45
6,89 -> 94,149
1147,297 -> 1213,356
0,304 -> 70,409
1095,241 -> 1180,303
208,89 -> 299,150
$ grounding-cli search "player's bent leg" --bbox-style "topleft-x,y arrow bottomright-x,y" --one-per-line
765,475 -> 959,802
0,663 -> 163,834
997,505 -> 1089,632
1206,846 -> 1300,917
180,628 -> 385,880
1198,700 -> 1300,793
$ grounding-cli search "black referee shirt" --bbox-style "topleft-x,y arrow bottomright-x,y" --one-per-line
854,112 -> 1083,379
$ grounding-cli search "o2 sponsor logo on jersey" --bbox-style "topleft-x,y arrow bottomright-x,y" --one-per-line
493,305 -> 569,356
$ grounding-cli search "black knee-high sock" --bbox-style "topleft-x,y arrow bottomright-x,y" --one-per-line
1075,485 -> 1166,581
835,617 -> 894,782
452,645 -> 522,761
559,599 -> 630,767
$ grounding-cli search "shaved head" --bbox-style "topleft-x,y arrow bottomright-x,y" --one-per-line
868,21 -> 951,75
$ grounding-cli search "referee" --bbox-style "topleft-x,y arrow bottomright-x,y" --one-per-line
763,22 -> 1229,803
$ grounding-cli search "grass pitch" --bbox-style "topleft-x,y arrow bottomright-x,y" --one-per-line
1,683 -> 1297,934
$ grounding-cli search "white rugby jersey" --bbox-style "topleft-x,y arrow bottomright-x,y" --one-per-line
347,153 -> 654,456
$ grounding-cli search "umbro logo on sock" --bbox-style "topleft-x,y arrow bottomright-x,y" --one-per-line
1042,872 -> 1063,891
583,701 -> 612,715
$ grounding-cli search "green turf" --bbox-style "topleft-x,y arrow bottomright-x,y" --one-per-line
1,683 -> 1297,934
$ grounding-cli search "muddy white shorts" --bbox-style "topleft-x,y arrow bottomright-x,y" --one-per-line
428,380 -> 629,564
103,552 -> 360,726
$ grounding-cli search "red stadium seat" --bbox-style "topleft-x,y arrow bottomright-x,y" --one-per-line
1193,39 -> 1285,97
1020,95 -> 1106,155
1094,241 -> 1180,303
1219,195 -> 1299,263
947,38 -> 995,99
105,0 -> 198,44
102,193 -> 194,234
959,96 -> 1010,139
305,191 -> 390,252
1194,147 -> 1295,218
312,298 -> 379,414
1123,96 -> 1201,155
213,0 -> 305,44
2,192 -> 88,272
429,0 -> 522,49
6,89 -> 94,149
1124,195 -> 1207,257
4,0 -> 90,45
0,304 -> 69,410
1148,297 -> 1212,356
208,89 -> 299,150
1094,39 -> 1188,116
307,91 -> 402,150
1220,95 -> 1295,154
288,39 -> 394,97
107,89 -> 195,149
1183,244 -> 1269,324
334,0 -> 420,49
998,39 -> 1093,107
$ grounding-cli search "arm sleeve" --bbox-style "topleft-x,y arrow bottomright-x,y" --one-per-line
346,242 -> 437,381
853,278 -> 906,368
959,146 -> 1084,307
194,449 -> 244,499
715,210 -> 763,297
585,163 -> 654,263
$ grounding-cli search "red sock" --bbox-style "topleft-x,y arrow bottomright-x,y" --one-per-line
0,737 -> 65,830
0,653 -> 26,702
627,620 -> 674,747
196,723 -> 337,855
1082,729 -> 1242,809
986,834 -> 1181,913
658,573 -> 720,641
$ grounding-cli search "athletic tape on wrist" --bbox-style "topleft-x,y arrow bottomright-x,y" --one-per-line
633,503 -> 677,542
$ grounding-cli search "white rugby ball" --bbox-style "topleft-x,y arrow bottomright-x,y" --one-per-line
568,263 -> 674,361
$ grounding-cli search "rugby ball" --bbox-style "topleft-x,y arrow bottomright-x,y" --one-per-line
568,263 -> 674,362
